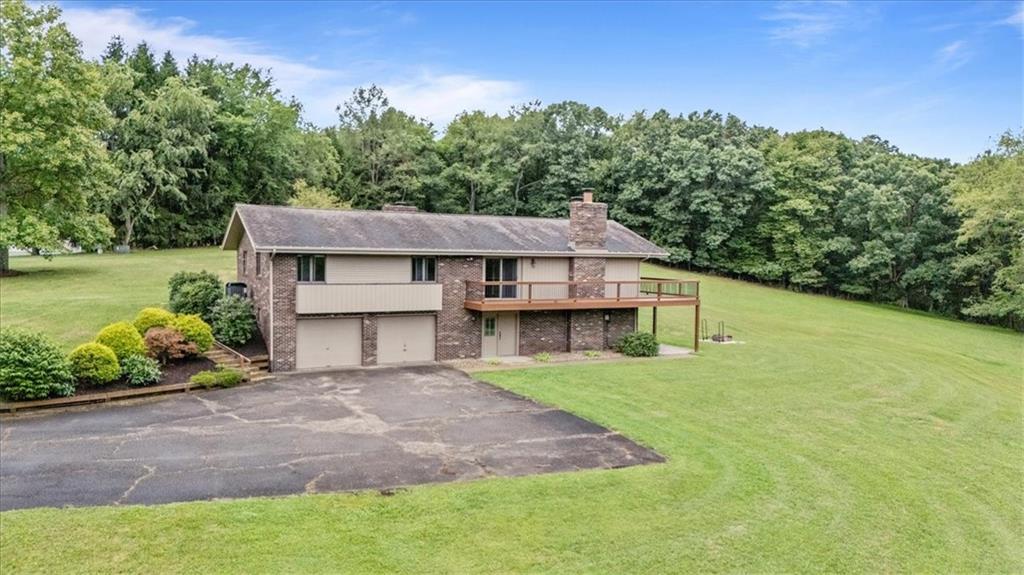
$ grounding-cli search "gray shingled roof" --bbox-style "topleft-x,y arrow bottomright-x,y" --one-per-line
223,204 -> 668,258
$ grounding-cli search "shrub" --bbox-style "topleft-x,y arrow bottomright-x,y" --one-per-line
95,322 -> 146,361
170,314 -> 214,353
532,352 -> 551,362
68,342 -> 121,386
617,332 -> 659,357
145,327 -> 199,364
584,350 -> 602,359
133,307 -> 175,335
121,354 -> 162,386
0,329 -> 75,400
211,295 -> 256,346
190,367 -> 245,389
168,270 -> 221,321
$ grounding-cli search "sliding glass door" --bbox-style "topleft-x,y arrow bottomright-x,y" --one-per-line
484,258 -> 518,299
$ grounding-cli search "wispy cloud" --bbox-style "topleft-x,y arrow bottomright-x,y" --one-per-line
763,1 -> 852,48
57,3 -> 527,129
1002,3 -> 1024,30
935,39 -> 971,71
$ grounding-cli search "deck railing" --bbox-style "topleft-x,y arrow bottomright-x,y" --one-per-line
464,277 -> 698,305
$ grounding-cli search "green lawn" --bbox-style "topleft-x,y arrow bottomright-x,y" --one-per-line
1,252 -> 1021,573
1,248 -> 234,349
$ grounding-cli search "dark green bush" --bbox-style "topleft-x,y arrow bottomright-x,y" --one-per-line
133,307 -> 175,336
168,271 -> 222,321
0,329 -> 75,400
68,342 -> 121,386
617,332 -> 659,357
169,314 -> 214,353
211,295 -> 257,346
190,367 -> 245,389
121,354 -> 162,386
95,321 -> 147,360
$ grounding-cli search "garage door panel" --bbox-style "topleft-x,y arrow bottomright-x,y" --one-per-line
296,318 -> 362,369
377,315 -> 435,364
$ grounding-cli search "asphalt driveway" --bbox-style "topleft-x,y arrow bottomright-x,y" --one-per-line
0,365 -> 662,511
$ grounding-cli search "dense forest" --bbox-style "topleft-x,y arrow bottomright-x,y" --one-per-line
2,1 -> 1021,329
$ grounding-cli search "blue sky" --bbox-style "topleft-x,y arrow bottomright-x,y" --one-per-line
58,1 -> 1023,161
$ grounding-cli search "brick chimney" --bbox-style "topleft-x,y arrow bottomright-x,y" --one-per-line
382,203 -> 419,213
568,189 -> 607,250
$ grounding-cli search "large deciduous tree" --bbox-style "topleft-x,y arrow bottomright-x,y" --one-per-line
0,0 -> 115,271
951,132 -> 1024,328
109,77 -> 215,246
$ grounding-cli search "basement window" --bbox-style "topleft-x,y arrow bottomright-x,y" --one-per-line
411,257 -> 436,282
297,255 -> 326,282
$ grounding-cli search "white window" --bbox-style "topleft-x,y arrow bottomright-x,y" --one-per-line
411,257 -> 436,282
483,317 -> 496,337
297,255 -> 326,282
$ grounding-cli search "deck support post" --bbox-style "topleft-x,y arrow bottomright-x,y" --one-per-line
694,302 -> 700,352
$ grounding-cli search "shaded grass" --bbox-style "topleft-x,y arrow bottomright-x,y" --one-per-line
0,255 -> 1021,573
1,249 -> 233,349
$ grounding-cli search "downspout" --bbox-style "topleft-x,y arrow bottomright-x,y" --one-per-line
269,249 -> 276,366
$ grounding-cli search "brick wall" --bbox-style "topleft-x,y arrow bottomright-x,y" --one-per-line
269,255 -> 298,372
569,310 -> 605,351
237,233 -> 272,352
519,311 -> 569,355
571,257 -> 606,298
605,308 -> 637,349
436,256 -> 483,360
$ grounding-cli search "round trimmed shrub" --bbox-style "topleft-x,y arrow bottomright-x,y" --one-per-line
95,321 -> 146,361
170,314 -> 214,353
121,354 -> 162,387
616,332 -> 659,357
211,295 -> 256,346
133,307 -> 175,336
168,271 -> 222,321
0,329 -> 75,400
68,342 -> 121,386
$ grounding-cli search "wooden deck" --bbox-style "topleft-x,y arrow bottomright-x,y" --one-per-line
464,277 -> 699,311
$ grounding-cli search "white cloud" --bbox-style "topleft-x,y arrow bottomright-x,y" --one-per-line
936,39 -> 971,71
764,1 -> 851,48
1004,4 -> 1024,25
57,3 -> 527,129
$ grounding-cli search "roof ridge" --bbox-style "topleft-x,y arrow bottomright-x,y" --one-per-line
235,203 -> 573,223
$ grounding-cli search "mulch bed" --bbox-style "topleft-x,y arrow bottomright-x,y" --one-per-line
160,356 -> 217,385
226,331 -> 268,359
72,356 -> 215,398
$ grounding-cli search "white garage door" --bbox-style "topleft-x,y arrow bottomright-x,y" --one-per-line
377,315 -> 436,364
296,318 -> 362,370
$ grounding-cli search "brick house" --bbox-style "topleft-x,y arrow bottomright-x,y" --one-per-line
221,192 -> 700,372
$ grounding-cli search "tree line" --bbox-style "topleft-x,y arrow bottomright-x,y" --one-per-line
2,1 -> 1021,329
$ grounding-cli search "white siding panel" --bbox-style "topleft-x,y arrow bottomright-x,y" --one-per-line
325,255 -> 410,284
520,257 -> 569,299
296,283 -> 442,314
605,259 -> 641,298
